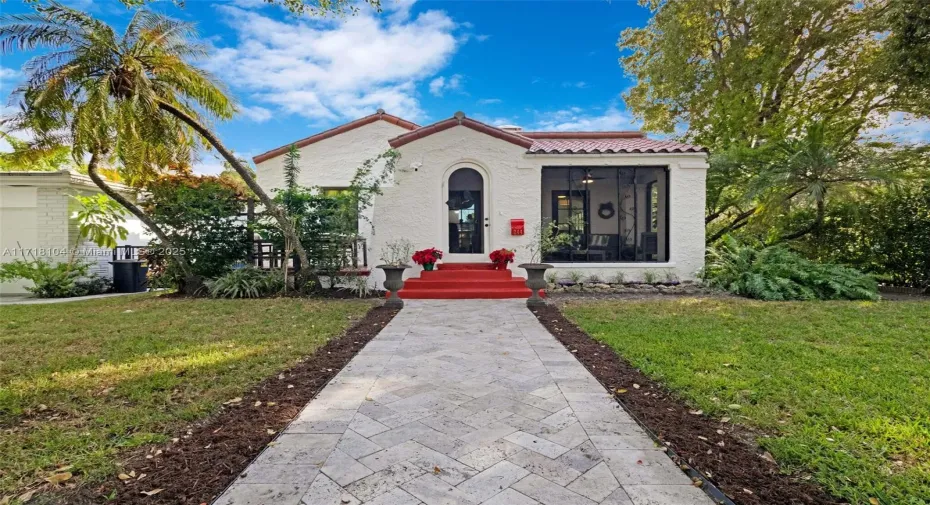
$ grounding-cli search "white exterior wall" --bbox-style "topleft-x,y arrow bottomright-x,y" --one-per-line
254,122 -> 709,289
255,120 -> 412,260
0,172 -> 146,295
370,126 -> 539,287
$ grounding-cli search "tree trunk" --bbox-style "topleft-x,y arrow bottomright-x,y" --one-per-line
157,101 -> 316,290
769,198 -> 826,245
85,152 -> 203,294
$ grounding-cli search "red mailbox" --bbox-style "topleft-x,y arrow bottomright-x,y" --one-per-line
510,218 -> 525,236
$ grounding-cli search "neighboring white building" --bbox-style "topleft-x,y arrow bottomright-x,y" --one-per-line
253,110 -> 709,292
0,170 -> 146,295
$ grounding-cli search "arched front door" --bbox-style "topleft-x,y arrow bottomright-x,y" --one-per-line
445,167 -> 487,259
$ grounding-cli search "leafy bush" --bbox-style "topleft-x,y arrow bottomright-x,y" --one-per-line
0,259 -> 110,298
205,267 -> 284,299
703,237 -> 879,301
145,175 -> 249,285
792,183 -> 930,290
72,276 -> 113,297
346,276 -> 373,298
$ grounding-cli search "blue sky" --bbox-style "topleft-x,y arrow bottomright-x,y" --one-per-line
1,0 -> 924,174
1,0 -> 653,173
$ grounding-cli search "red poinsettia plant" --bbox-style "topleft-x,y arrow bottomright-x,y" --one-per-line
489,248 -> 515,270
412,247 -> 443,270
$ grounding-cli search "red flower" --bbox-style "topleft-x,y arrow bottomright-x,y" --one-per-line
489,248 -> 515,269
412,247 -> 443,265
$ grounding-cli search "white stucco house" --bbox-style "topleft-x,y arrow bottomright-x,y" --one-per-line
0,170 -> 147,296
253,110 -> 708,294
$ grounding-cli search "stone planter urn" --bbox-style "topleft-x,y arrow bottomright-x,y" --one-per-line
378,264 -> 410,308
518,263 -> 553,307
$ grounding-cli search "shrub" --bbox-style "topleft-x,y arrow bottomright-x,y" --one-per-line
145,175 -> 250,285
72,276 -> 113,297
642,269 -> 659,284
663,269 -> 680,284
792,184 -> 930,290
346,276 -> 373,298
206,267 -> 284,299
703,236 -> 879,301
610,271 -> 626,284
586,273 -> 603,284
566,270 -> 584,284
0,259 -> 107,298
545,271 -> 559,286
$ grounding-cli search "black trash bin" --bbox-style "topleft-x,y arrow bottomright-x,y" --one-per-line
109,260 -> 149,293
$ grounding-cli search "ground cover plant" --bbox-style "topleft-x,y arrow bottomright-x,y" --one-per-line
562,298 -> 930,504
0,294 -> 370,500
704,236 -> 879,301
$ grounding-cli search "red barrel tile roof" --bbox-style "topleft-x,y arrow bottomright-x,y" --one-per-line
525,136 -> 706,154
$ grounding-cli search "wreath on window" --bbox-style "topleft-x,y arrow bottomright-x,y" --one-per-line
597,202 -> 615,219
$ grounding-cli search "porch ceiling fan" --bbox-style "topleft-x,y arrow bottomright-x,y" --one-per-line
573,173 -> 606,185
446,190 -> 475,210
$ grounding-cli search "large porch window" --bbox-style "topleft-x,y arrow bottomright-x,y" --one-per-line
541,167 -> 669,263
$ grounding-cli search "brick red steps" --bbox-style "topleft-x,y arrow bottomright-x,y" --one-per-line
395,262 -> 533,300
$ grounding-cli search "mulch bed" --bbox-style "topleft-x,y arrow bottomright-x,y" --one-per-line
57,305 -> 398,505
531,305 -> 841,505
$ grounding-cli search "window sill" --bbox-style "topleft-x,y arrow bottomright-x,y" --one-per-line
541,262 -> 676,268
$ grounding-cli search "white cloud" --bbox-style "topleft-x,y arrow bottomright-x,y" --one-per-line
530,105 -> 641,131
475,34 -> 491,42
239,105 -> 273,123
471,114 -> 516,127
209,2 -> 460,122
428,73 -> 463,97
428,76 -> 446,96
477,98 -> 502,105
0,65 -> 21,85
865,111 -> 930,144
561,81 -> 589,89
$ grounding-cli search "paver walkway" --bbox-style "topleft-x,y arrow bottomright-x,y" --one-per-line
215,300 -> 714,505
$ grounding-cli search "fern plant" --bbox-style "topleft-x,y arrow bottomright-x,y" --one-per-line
206,267 -> 284,299
703,236 -> 879,301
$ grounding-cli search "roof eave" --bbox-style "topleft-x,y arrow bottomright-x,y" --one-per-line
388,115 -> 535,150
252,111 -> 419,164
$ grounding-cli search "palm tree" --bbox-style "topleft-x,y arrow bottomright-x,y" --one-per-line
0,3 -> 314,288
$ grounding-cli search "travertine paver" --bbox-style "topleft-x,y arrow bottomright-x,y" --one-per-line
215,300 -> 713,505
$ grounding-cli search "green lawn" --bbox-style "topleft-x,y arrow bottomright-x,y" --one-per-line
563,298 -> 930,505
0,294 -> 370,497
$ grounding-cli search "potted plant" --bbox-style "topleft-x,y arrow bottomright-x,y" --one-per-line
489,248 -> 515,270
377,239 -> 413,308
412,247 -> 443,271
519,216 -> 579,307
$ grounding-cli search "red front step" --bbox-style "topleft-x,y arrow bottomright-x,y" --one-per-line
420,269 -> 513,280
404,279 -> 529,290
397,288 -> 533,299
437,262 -> 497,270
394,262 -> 534,300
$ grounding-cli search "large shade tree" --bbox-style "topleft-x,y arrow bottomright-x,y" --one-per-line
0,2 -> 316,288
619,0 -> 930,243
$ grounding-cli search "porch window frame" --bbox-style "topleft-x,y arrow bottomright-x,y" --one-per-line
541,165 -> 671,264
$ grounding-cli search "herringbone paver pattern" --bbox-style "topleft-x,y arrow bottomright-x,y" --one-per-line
215,300 -> 713,505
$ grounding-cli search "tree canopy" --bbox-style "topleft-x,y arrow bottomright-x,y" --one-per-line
23,0 -> 382,16
620,0 -> 930,247
619,0 -> 928,151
